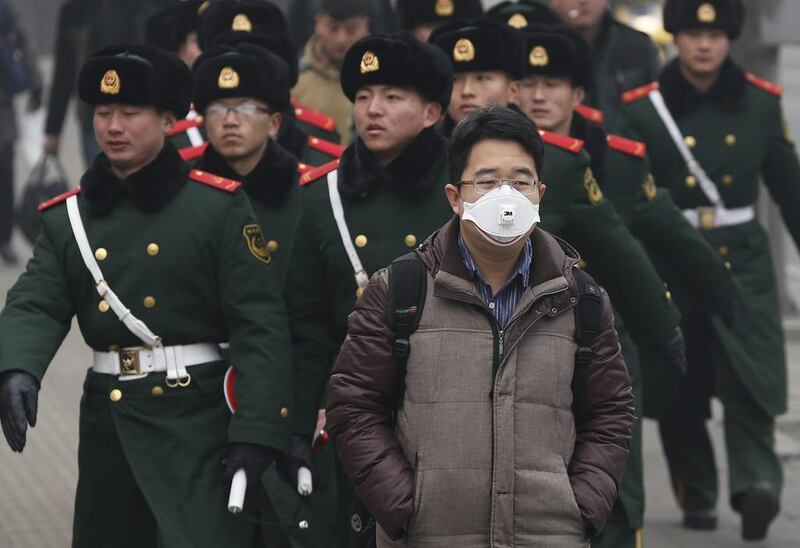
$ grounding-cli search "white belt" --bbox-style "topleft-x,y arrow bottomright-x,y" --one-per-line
92,343 -> 221,383
682,206 -> 755,230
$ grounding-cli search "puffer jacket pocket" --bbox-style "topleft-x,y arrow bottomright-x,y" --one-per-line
561,457 -> 585,528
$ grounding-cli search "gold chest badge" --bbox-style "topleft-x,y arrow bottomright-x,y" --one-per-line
243,224 -> 271,264
697,3 -> 716,23
453,38 -> 475,62
583,167 -> 604,205
507,13 -> 529,28
232,13 -> 253,32
435,0 -> 454,17
529,46 -> 549,67
360,51 -> 379,74
100,69 -> 121,95
218,66 -> 240,89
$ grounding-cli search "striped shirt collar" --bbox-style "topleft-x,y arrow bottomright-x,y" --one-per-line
457,231 -> 533,295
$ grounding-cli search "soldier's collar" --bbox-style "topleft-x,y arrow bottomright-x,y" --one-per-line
659,57 -> 746,117
81,142 -> 188,216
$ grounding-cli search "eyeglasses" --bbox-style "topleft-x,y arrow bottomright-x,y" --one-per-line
205,102 -> 271,119
456,178 -> 542,195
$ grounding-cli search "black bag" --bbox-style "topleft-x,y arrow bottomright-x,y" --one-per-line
348,251 -> 604,547
16,155 -> 71,244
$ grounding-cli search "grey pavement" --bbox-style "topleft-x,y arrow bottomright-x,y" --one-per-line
3,48 -> 800,547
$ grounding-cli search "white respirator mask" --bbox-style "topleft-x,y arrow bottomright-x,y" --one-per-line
461,184 -> 540,247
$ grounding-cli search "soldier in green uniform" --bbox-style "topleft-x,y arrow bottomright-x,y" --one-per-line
617,0 -> 798,540
485,0 -> 563,29
284,34 -> 454,547
395,0 -> 484,42
144,0 -> 204,68
0,45 -> 292,548
515,23 -> 737,547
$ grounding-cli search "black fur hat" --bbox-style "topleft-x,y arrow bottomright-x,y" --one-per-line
663,0 -> 745,39
430,18 -> 526,80
537,25 -> 594,90
340,34 -> 454,108
192,42 -> 290,113
145,0 -> 204,55
485,0 -> 562,29
197,0 -> 298,85
78,44 -> 192,118
396,0 -> 484,32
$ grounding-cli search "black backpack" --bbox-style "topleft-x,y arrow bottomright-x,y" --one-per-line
348,250 -> 603,547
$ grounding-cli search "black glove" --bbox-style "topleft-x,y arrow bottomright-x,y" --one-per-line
278,434 -> 321,489
0,371 -> 40,452
656,327 -> 688,377
27,87 -> 43,112
222,442 -> 278,488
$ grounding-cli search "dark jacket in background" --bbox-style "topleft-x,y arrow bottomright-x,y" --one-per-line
586,11 -> 661,131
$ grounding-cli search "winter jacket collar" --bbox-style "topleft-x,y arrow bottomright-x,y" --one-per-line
659,57 -> 747,118
81,142 -> 188,216
337,126 -> 447,200
300,35 -> 341,81
197,140 -> 298,207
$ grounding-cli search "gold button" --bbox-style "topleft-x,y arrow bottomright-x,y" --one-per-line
95,248 -> 108,261
724,261 -> 732,271
355,287 -> 364,298
280,407 -> 289,419
151,386 -> 164,397
98,300 -> 110,313
718,245 -> 729,256
267,240 -> 279,253
725,134 -> 736,146
354,235 -> 368,248
684,136 -> 696,148
685,175 -> 697,188
147,243 -> 160,256
722,175 -> 734,186
404,234 -> 417,248
143,296 -> 156,309
109,389 -> 122,402
665,291 -> 673,301
294,108 -> 302,116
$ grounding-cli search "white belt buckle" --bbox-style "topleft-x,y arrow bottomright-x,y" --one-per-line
697,207 -> 716,230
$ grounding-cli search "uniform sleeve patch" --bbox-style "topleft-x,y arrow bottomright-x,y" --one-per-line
584,167 -> 604,205
745,72 -> 783,97
38,187 -> 81,211
292,98 -> 337,132
300,159 -> 340,186
538,130 -> 584,153
621,82 -> 659,104
307,136 -> 345,158
189,169 -> 242,192
575,104 -> 604,124
607,134 -> 647,158
243,224 -> 271,264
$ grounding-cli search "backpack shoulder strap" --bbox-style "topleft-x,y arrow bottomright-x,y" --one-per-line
571,267 -> 603,416
387,252 -> 428,402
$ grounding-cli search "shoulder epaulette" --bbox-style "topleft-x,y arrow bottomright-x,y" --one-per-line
297,162 -> 315,175
606,134 -> 647,158
166,117 -> 205,137
291,98 -> 337,132
300,159 -> 340,186
188,169 -> 241,193
622,82 -> 659,104
575,104 -> 604,124
307,136 -> 345,158
746,72 -> 783,97
179,142 -> 208,161
538,130 -> 584,154
38,187 -> 81,211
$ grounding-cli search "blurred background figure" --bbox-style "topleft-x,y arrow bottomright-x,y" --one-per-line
145,0 -> 204,68
292,0 -> 371,145
396,0 -> 484,41
42,0 -> 167,168
0,0 -> 41,265
550,0 -> 661,130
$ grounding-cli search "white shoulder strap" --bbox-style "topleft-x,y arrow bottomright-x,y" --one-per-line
327,171 -> 369,291
66,196 -> 166,350
649,89 -> 723,208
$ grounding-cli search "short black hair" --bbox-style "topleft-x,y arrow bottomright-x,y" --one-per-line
320,0 -> 370,21
448,106 -> 545,182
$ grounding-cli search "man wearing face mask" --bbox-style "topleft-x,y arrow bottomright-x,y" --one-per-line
326,106 -> 636,546
284,34 -> 454,547
618,0 -> 799,539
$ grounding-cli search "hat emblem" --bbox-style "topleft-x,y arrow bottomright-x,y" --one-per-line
453,38 -> 475,62
360,51 -> 379,74
232,13 -> 253,32
218,66 -> 240,89
529,46 -> 549,67
507,13 -> 529,28
100,69 -> 121,95
697,3 -> 716,23
435,0 -> 454,17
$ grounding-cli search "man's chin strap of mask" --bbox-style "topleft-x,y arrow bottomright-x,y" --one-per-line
461,185 -> 540,247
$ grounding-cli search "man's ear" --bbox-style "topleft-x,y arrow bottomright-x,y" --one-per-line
163,112 -> 178,133
268,112 -> 282,138
422,100 -> 443,128
572,86 -> 586,109
444,183 -> 462,216
507,80 -> 521,104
